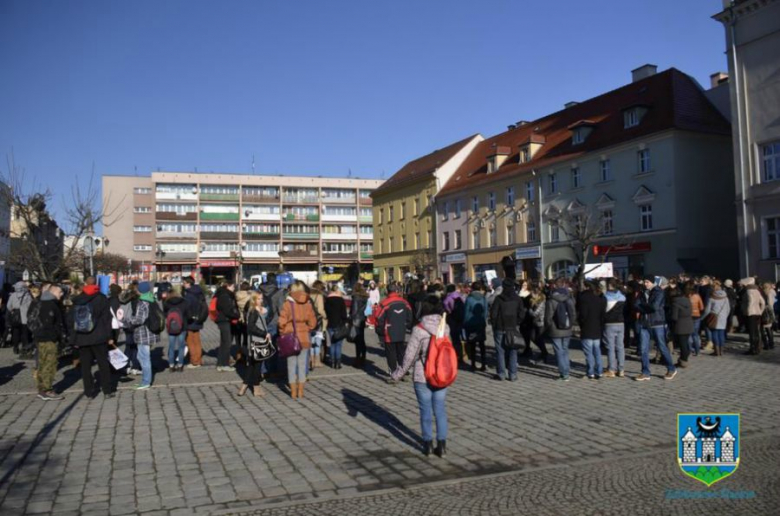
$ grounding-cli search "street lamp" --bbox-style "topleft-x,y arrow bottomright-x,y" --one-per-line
155,245 -> 166,282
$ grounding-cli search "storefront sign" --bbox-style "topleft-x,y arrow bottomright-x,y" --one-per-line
592,242 -> 651,256
515,246 -> 541,260
444,253 -> 466,263
200,260 -> 237,267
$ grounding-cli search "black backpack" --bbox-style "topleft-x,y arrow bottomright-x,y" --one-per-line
553,299 -> 572,330
450,297 -> 465,324
196,293 -> 209,324
145,301 -> 165,334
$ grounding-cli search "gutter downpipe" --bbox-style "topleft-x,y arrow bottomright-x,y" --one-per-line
532,169 -> 545,279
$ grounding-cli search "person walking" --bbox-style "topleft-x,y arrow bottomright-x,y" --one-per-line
391,295 -> 450,457
545,278 -> 577,381
214,281 -> 240,371
182,277 -> 206,369
760,282 -> 776,350
636,277 -> 677,381
30,284 -> 66,400
687,282 -> 705,357
489,278 -> 526,381
670,286 -> 693,368
69,278 -> 115,398
278,281 -> 317,399
163,290 -> 189,372
349,283 -> 369,368
702,281 -> 730,356
577,280 -> 605,380
740,277 -> 765,355
602,279 -> 626,378
239,291 -> 269,398
7,280 -> 33,358
375,282 -> 412,378
128,282 -> 161,389
325,284 -> 349,368
463,282 -> 489,372
443,285 -> 466,364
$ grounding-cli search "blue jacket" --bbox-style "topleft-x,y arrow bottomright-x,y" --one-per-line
638,287 -> 666,328
463,292 -> 488,337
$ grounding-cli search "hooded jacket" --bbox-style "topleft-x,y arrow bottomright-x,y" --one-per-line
31,290 -> 65,343
68,286 -> 112,347
670,295 -> 694,335
604,290 -> 626,325
463,291 -> 488,336
375,292 -> 412,344
391,314 -> 449,384
183,284 -> 205,331
7,281 -> 33,325
214,286 -> 240,324
545,289 -> 577,339
489,287 -> 526,332
702,289 -> 730,330
163,295 -> 190,329
278,291 -> 317,348
577,290 -> 606,340
638,287 -> 666,328
259,282 -> 285,327
325,292 -> 348,329
741,284 -> 765,317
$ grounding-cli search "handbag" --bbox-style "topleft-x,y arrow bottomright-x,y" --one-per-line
248,309 -> 275,362
704,302 -> 726,330
331,322 -> 349,342
278,302 -> 302,358
502,329 -> 527,352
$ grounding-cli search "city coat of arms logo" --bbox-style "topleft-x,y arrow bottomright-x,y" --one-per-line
677,413 -> 740,486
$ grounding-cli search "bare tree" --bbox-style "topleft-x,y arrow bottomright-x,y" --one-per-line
409,248 -> 437,280
2,151 -> 124,283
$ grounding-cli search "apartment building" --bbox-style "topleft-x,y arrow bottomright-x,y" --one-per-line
102,173 -> 383,284
370,134 -> 483,283
714,0 -> 780,281
437,66 -> 737,282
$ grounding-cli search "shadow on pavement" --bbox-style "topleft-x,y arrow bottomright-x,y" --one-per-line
342,388 -> 420,450
0,362 -> 26,387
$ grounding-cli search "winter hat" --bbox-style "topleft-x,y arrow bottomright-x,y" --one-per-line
138,281 -> 152,294
502,277 -> 516,290
724,279 -> 733,288
657,276 -> 669,289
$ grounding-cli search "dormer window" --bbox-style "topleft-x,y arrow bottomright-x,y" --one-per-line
568,120 -> 595,145
623,105 -> 649,128
572,129 -> 585,145
521,147 -> 530,163
487,157 -> 498,174
486,146 -> 511,174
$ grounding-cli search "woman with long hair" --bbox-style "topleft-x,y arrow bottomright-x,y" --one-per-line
278,281 -> 317,399
350,282 -> 369,368
239,291 -> 269,397
325,284 -> 348,369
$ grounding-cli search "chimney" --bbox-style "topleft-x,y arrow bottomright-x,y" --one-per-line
507,124 -> 516,130
631,64 -> 658,83
710,71 -> 729,88
564,101 -> 579,109
516,120 -> 529,126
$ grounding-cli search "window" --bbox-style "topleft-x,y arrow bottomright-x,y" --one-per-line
133,245 -> 152,252
133,225 -> 152,232
506,186 -> 515,206
414,196 -> 420,216
487,225 -> 495,247
322,188 -> 356,200
359,225 -> 373,234
602,210 -> 614,235
527,220 -> 537,242
133,187 -> 151,194
766,216 -> 780,258
442,232 -> 450,251
244,223 -> 279,234
402,235 -> 407,252
455,199 -> 462,218
488,192 -> 496,211
506,225 -> 515,245
323,242 -> 357,253
245,242 -> 280,252
762,141 -> 780,182
638,149 -> 651,173
359,207 -> 372,217
572,129 -> 584,145
378,239 -> 383,254
414,233 -> 420,249
550,220 -> 560,242
571,167 -> 581,188
442,201 -> 449,221
526,181 -> 534,202
454,230 -> 462,249
244,205 -> 281,215
640,204 -> 653,231
388,237 -> 394,253
158,243 -> 198,253
549,173 -> 558,194
600,159 -> 612,182
401,202 -> 406,220
378,208 -> 383,225
473,229 -> 481,249
472,196 -> 479,213
521,147 -> 530,163
201,242 -> 240,252
201,185 -> 239,195
157,223 -> 197,233
624,109 -> 639,128
322,206 -> 356,216
388,206 -> 394,222
134,206 -> 152,213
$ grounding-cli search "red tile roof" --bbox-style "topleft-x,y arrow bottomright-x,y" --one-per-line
439,68 -> 730,196
371,134 -> 479,197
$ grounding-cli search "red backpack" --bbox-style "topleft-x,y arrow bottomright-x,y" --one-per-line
166,309 -> 184,335
208,296 -> 218,321
421,314 -> 458,388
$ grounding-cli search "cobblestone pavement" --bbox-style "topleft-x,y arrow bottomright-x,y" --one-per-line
0,323 -> 778,515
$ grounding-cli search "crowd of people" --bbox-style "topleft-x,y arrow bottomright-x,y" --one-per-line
1,270 -> 777,457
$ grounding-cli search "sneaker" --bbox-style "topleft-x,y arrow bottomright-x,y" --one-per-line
616,370 -> 625,378
635,374 -> 651,381
557,376 -> 570,382
665,370 -> 678,380
38,391 -> 64,401
135,384 -> 151,390
218,366 -> 236,372
186,364 -> 201,369
603,370 -> 616,378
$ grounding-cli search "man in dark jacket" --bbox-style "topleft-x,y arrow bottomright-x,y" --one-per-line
182,277 -> 206,368
577,281 -> 606,379
375,282 -> 412,378
545,278 -> 577,381
30,284 -> 66,400
259,273 -> 285,334
215,281 -> 240,371
489,278 -> 527,381
69,278 -> 115,398
636,276 -> 676,381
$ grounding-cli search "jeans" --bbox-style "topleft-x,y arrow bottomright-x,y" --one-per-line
413,382 -> 448,442
580,338 -> 603,377
217,321 -> 232,366
603,324 -> 625,372
287,352 -> 308,384
639,326 -> 675,375
711,328 -> 725,348
328,329 -> 344,363
493,331 -> 518,380
689,318 -> 702,354
137,344 -> 153,386
124,330 -> 140,370
550,337 -> 570,378
311,332 -> 323,360
168,332 -> 187,366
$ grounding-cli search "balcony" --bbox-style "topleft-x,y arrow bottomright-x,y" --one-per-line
282,195 -> 319,204
155,191 -> 198,201
321,233 -> 359,241
359,197 -> 373,206
156,212 -> 197,221
242,250 -> 280,259
358,215 -> 373,223
200,212 -> 240,221
360,252 -> 374,260
242,211 -> 281,222
283,249 -> 319,259
200,193 -> 239,202
321,213 -> 358,222
199,250 -> 234,259
156,231 -> 198,240
359,232 -> 374,239
155,252 -> 197,262
321,196 -> 356,204
242,193 -> 279,203
282,232 -> 319,240
282,213 -> 319,222
322,252 -> 359,261
200,231 -> 239,240
242,232 -> 280,240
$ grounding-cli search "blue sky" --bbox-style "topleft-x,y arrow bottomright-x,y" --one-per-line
0,0 -> 729,224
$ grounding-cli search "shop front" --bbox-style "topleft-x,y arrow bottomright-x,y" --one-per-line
467,249 -> 515,283
592,241 -> 652,279
439,253 -> 467,285
199,260 -> 238,285
514,245 -> 541,280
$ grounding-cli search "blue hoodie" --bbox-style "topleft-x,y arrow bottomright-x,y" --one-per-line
604,290 -> 626,325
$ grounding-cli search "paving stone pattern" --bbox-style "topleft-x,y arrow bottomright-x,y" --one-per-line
0,322 -> 778,515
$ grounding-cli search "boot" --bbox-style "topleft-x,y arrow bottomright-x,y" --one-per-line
253,385 -> 264,397
237,384 -> 248,397
290,383 -> 298,400
298,382 -> 305,399
435,440 -> 447,458
423,440 -> 433,457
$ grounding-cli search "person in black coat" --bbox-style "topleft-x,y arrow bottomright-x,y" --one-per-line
489,278 -> 527,381
577,281 -> 606,379
68,279 -> 114,398
671,286 -> 694,368
182,277 -> 206,368
349,283 -> 369,368
324,285 -> 349,369
214,282 -> 240,371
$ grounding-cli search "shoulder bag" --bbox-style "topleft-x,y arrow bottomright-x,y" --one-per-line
278,302 -> 302,358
